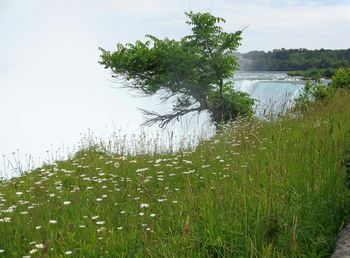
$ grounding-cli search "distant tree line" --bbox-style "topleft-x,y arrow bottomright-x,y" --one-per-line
238,48 -> 350,79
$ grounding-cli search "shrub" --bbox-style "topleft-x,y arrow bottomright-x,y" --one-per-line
294,79 -> 330,111
331,67 -> 350,89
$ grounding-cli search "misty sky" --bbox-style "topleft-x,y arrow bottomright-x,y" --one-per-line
0,0 -> 349,175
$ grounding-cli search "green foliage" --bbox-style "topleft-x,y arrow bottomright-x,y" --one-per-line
330,67 -> 350,89
294,67 -> 350,112
99,12 -> 254,127
294,80 -> 331,112
287,68 -> 337,80
239,48 -> 350,73
208,81 -> 255,122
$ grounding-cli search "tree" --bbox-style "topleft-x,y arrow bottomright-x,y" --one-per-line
99,12 -> 254,128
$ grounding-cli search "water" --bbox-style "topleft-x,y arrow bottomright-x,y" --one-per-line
0,71 -> 305,178
234,71 -> 304,117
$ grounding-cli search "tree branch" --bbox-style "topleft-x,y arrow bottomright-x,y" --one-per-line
139,106 -> 204,128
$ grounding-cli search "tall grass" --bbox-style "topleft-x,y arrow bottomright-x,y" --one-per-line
0,91 -> 350,257
0,124 -> 215,179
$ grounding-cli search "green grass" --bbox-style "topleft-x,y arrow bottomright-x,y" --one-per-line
1,91 -> 350,257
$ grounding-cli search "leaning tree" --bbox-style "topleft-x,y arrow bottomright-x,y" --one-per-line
99,12 -> 254,128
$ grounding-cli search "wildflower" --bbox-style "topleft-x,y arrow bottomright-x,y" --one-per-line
136,168 -> 149,173
140,203 -> 149,209
35,226 -> 41,230
97,227 -> 106,232
96,198 -> 103,202
157,198 -> 166,202
65,251 -> 72,255
49,220 -> 57,224
29,248 -> 37,254
92,216 -> 99,220
2,217 -> 11,223
16,192 -> 23,196
117,226 -> 123,230
182,170 -> 192,175
63,201 -> 71,205
150,213 -> 156,217
96,221 -> 105,225
35,244 -> 44,249
0,249 -> 4,253
139,212 -> 144,216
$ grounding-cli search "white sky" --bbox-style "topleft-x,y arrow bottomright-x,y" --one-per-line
0,0 -> 349,175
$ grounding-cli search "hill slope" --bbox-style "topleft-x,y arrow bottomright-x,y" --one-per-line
1,91 -> 350,257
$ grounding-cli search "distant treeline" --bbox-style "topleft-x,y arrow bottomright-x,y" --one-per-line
238,48 -> 350,78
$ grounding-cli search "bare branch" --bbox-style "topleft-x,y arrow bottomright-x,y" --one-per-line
139,106 -> 204,128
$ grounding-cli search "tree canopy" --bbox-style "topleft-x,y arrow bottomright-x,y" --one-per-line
99,12 -> 254,128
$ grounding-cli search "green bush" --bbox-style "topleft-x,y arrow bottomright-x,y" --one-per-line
294,80 -> 331,111
331,68 -> 350,89
294,67 -> 350,112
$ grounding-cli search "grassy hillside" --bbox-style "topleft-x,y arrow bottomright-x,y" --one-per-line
1,91 -> 350,257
